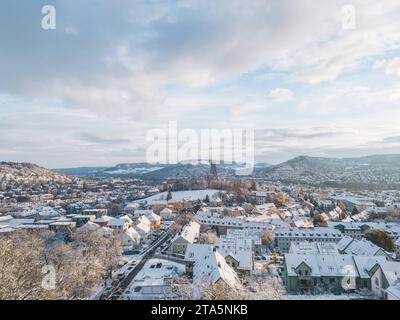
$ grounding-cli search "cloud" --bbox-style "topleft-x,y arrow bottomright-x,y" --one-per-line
269,88 -> 293,102
373,57 -> 400,77
385,58 -> 400,77
78,133 -> 131,145
381,136 -> 400,143
256,128 -> 347,142
2,0 -> 400,116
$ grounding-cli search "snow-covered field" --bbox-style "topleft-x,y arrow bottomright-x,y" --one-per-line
136,189 -> 223,205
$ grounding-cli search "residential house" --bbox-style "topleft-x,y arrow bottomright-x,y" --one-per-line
184,244 -> 241,293
120,227 -> 141,251
93,215 -> 113,227
273,227 -> 343,253
69,214 -> 96,227
337,236 -> 388,257
217,228 -> 262,256
370,261 -> 400,299
133,209 -> 154,218
108,218 -> 128,232
146,213 -> 162,230
283,253 -> 393,294
224,251 -> 253,276
160,208 -> 173,220
167,221 -> 200,256
289,242 -> 339,255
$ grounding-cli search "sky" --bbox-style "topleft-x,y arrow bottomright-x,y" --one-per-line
1,0 -> 400,168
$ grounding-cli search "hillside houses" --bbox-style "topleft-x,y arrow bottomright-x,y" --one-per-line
330,196 -> 377,212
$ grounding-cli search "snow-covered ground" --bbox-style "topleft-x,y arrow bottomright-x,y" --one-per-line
105,167 -> 165,175
135,189 -> 223,205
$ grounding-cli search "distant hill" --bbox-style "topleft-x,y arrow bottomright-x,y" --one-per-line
53,154 -> 400,189
253,154 -> 400,189
55,161 -> 269,179
54,166 -> 109,176
0,162 -> 73,184
55,163 -> 168,177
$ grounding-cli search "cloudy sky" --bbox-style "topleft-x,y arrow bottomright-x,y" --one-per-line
1,0 -> 400,168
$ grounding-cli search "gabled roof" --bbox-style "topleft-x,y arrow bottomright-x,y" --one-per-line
122,227 -> 141,242
285,253 -> 361,278
147,213 -> 161,222
352,255 -> 389,278
184,244 -> 241,289
135,222 -> 151,234
108,218 -> 125,226
138,215 -> 152,225
345,238 -> 382,256
0,215 -> 13,223
160,208 -> 173,214
379,262 -> 400,286
77,221 -> 99,231
337,236 -> 354,252
225,250 -> 253,270
171,221 -> 200,244
120,214 -> 133,224
94,215 -> 112,223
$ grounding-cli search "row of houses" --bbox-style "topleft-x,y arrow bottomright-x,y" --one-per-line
283,253 -> 400,299
327,221 -> 400,242
273,227 -> 343,253
1,207 -> 164,253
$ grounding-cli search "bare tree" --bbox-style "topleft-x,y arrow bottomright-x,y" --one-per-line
171,276 -> 236,300
273,192 -> 290,208
237,275 -> 285,300
0,230 -> 54,299
171,275 -> 285,300
199,231 -> 218,245
0,228 -> 122,300
261,230 -> 275,251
